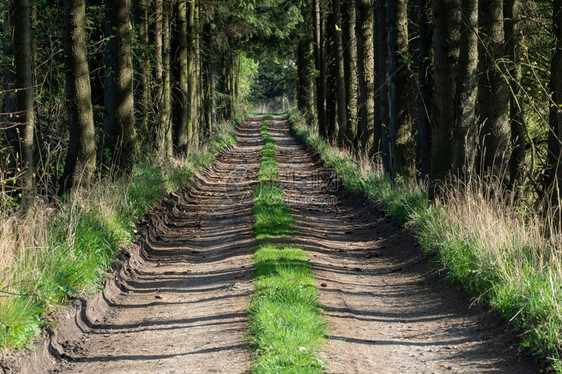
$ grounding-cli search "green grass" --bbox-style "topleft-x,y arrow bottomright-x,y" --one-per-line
0,122 -> 236,350
249,117 -> 325,373
289,108 -> 562,372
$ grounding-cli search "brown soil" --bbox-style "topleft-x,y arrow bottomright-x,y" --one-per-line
48,118 -> 263,373
4,117 -> 541,374
270,118 -> 539,374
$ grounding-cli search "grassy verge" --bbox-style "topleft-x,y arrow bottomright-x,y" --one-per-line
289,109 -> 562,372
0,121 -> 236,352
249,116 -> 325,373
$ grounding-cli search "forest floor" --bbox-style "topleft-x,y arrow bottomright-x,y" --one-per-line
45,117 -> 539,373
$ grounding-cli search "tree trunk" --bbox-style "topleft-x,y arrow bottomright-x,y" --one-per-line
325,1 -> 338,140
154,0 -> 164,155
546,0 -> 562,212
60,0 -> 96,195
452,0 -> 478,176
430,0 -> 460,192
103,0 -> 135,171
313,0 -> 327,137
88,0 -> 105,131
504,0 -> 526,186
356,0 -> 375,153
478,0 -> 509,178
13,0 -> 35,192
375,0 -> 390,172
155,0 -> 172,158
333,0 -> 348,146
416,0 -> 432,180
342,0 -> 358,148
162,0 -> 173,157
387,0 -> 415,181
173,0 -> 189,155
201,21 -> 213,139
187,0 -> 197,149
134,0 -> 151,148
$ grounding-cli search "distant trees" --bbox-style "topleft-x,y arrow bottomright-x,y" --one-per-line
297,0 -> 562,209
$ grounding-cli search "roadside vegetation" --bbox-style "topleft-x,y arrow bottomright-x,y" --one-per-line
290,109 -> 562,372
249,116 -> 325,373
0,123 -> 236,351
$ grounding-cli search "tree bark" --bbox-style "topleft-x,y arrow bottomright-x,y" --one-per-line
478,0 -> 509,178
60,0 -> 96,195
187,0 -> 197,149
201,21 -> 213,139
452,0 -> 478,177
162,0 -> 173,157
135,0 -> 151,147
387,0 -> 415,181
13,0 -> 35,191
325,0 -> 338,140
333,0 -> 348,146
504,0 -> 526,186
375,0 -> 390,172
430,0 -> 460,191
356,0 -> 375,153
103,0 -> 135,171
155,0 -> 172,158
342,0 -> 358,147
417,0 -> 432,180
313,0 -> 327,138
173,0 -> 189,155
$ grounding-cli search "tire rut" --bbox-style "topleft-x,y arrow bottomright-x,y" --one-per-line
270,118 -> 538,374
53,119 -> 263,374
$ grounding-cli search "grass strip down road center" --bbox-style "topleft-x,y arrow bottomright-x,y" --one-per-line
249,116 -> 326,373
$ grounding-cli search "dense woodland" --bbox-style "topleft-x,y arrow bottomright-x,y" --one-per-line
0,0 -> 561,215
1,0 -> 562,368
300,0 -> 562,218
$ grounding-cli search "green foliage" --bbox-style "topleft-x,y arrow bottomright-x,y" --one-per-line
250,245 -> 325,373
249,59 -> 297,109
249,117 -> 325,372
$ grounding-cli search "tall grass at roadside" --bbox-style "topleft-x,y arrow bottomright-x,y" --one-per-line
249,116 -> 325,373
289,109 -> 562,372
0,122 -> 236,351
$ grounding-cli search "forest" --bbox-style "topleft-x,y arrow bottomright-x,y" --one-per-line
1,0 -> 562,372
1,1 -> 560,205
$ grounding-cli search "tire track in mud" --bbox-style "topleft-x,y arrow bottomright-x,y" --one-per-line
53,119 -> 263,374
270,118 -> 538,374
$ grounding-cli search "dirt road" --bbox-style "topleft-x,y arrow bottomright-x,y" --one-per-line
53,119 -> 262,373
270,118 -> 537,373
48,117 -> 538,373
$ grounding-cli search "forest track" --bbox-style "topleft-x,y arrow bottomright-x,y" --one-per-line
270,118 -> 538,373
48,116 -> 539,374
52,119 -> 263,374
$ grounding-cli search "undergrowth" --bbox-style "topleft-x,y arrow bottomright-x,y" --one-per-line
289,109 -> 562,372
0,121 -> 236,352
249,116 -> 325,373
